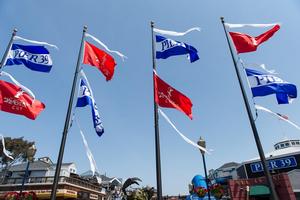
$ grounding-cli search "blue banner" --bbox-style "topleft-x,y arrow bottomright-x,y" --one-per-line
5,44 -> 53,72
77,78 -> 104,137
246,68 -> 297,104
156,35 -> 199,63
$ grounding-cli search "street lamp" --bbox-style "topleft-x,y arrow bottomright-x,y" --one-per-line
197,137 -> 211,200
20,145 -> 36,197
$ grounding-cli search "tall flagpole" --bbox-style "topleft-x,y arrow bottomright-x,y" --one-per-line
0,29 -> 17,70
151,21 -> 163,200
50,26 -> 87,200
220,17 -> 279,200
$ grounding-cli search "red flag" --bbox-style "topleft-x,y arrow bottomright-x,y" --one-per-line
83,41 -> 116,81
154,73 -> 193,119
229,24 -> 280,53
0,80 -> 45,120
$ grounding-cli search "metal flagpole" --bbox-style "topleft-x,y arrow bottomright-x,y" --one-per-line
50,26 -> 87,200
220,17 -> 279,200
0,29 -> 17,70
150,21 -> 163,200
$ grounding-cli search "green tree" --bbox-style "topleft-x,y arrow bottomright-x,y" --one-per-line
0,137 -> 35,167
127,187 -> 155,200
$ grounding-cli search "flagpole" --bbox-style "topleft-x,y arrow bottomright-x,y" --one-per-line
0,28 -> 17,70
220,17 -> 279,200
151,21 -> 163,200
50,26 -> 87,200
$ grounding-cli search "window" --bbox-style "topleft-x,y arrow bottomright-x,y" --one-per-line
280,144 -> 284,148
285,143 -> 290,147
296,141 -> 300,145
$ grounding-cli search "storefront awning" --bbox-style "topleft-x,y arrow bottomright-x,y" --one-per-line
249,185 -> 270,196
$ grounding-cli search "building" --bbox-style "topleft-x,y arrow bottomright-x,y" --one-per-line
0,157 -> 106,200
209,162 -> 240,184
229,139 -> 300,199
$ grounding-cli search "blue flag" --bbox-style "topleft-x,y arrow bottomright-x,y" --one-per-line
5,44 -> 53,72
76,77 -> 104,137
246,68 -> 297,104
155,35 -> 199,63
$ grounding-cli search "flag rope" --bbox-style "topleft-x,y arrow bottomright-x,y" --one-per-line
0,71 -> 35,100
255,104 -> 300,131
158,108 -> 208,153
153,27 -> 201,36
14,36 -> 58,49
85,33 -> 127,61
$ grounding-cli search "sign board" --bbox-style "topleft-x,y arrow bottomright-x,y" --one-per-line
250,156 -> 297,173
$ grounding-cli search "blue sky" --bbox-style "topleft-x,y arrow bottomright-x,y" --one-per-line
1,0 -> 300,195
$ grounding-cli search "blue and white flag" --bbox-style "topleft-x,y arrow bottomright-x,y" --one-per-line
5,44 -> 53,72
246,68 -> 297,104
76,72 -> 104,137
155,35 -> 199,63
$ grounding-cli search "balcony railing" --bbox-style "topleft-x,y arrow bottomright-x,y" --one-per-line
1,176 -> 101,191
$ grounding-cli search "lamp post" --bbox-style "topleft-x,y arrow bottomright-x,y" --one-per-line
20,145 -> 36,197
197,137 -> 211,200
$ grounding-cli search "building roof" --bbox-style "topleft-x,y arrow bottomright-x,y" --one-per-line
217,162 -> 240,170
8,159 -> 75,172
244,146 -> 300,164
80,170 -> 101,177
100,175 -> 122,185
8,160 -> 51,172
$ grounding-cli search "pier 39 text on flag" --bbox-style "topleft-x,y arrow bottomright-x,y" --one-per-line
0,80 -> 45,120
155,35 -> 199,63
246,68 -> 297,104
76,76 -> 104,137
5,44 -> 53,72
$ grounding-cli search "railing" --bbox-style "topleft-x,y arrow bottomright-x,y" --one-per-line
1,176 -> 101,191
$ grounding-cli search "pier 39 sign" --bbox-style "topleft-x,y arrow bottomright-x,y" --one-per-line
250,156 -> 297,173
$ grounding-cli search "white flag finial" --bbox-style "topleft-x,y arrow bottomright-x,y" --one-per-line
153,27 -> 201,36
85,33 -> 127,61
14,36 -> 58,49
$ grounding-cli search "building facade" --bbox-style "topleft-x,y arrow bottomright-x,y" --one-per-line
213,139 -> 300,200
0,157 -> 106,200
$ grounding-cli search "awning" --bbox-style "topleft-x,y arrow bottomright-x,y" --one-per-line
249,185 -> 270,196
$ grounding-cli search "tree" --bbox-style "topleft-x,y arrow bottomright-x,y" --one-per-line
0,137 -> 36,168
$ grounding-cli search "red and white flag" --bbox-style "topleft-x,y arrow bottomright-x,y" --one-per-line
154,72 -> 193,119
227,24 -> 280,53
0,80 -> 45,120
83,41 -> 116,81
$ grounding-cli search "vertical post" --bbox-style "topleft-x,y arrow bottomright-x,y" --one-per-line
0,29 -> 17,70
220,17 -> 279,200
201,154 -> 211,200
19,161 -> 30,195
50,26 -> 87,200
150,21 -> 163,200
198,137 -> 211,200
